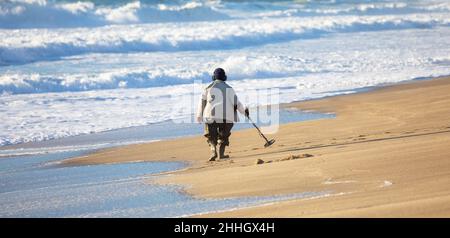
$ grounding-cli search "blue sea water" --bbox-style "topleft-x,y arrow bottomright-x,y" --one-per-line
1,0 -> 450,146
0,0 -> 450,217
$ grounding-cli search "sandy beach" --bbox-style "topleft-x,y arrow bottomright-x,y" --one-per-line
65,76 -> 450,217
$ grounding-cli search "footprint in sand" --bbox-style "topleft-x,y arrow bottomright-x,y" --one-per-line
322,178 -> 357,185
255,154 -> 314,165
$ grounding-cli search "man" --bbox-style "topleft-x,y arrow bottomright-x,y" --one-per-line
196,68 -> 249,161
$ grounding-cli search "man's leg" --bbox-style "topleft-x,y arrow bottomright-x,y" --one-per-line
204,122 -> 219,161
217,123 -> 234,159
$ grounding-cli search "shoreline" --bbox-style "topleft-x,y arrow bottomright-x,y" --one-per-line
2,74 -> 444,153
65,76 -> 450,217
0,107 -> 331,159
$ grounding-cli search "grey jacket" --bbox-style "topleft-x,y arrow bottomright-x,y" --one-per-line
197,80 -> 245,123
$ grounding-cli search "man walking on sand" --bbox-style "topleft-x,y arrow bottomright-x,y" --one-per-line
196,68 -> 249,161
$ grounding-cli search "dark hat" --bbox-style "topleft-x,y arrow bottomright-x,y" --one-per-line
212,68 -> 227,81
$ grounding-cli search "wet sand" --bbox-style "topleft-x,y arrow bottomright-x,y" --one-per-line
65,76 -> 450,217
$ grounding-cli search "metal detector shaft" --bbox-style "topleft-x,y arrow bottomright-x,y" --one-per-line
247,116 -> 270,143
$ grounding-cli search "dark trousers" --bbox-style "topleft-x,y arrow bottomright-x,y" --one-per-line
204,122 -> 234,146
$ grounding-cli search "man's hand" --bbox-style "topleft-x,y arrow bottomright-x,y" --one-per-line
196,116 -> 203,123
245,108 -> 250,118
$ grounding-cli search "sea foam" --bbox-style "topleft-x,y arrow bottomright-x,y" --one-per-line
1,0 -> 450,147
0,0 -> 228,29
1,12 -> 449,67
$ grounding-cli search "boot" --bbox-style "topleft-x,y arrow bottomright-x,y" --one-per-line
218,143 -> 229,159
209,144 -> 217,161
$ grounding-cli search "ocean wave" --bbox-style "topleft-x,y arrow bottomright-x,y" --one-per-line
1,43 -> 449,146
1,0 -> 449,147
0,70 -> 206,94
293,1 -> 450,16
6,51 -> 447,95
1,12 -> 449,66
0,0 -> 229,29
1,0 -> 449,29
0,54 -> 311,94
220,0 -> 450,18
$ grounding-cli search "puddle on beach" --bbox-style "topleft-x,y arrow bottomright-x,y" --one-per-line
0,149 -> 330,217
0,109 -> 334,217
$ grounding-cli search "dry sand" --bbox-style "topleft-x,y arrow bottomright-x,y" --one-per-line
65,77 -> 450,217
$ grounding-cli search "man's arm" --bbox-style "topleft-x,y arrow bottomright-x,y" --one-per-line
233,90 -> 248,117
196,89 -> 207,123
